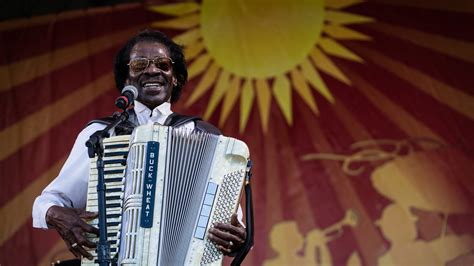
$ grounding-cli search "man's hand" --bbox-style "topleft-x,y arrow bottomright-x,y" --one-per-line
46,206 -> 99,260
208,213 -> 246,256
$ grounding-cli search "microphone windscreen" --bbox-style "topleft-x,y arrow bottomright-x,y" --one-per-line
122,85 -> 138,100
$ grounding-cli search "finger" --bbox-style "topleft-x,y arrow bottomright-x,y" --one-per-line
214,222 -> 245,236
61,232 -> 79,249
214,214 -> 244,231
71,227 -> 97,248
79,211 -> 99,220
68,245 -> 83,258
230,213 -> 239,226
81,221 -> 100,235
212,223 -> 246,242
73,244 -> 94,260
208,227 -> 243,245
73,208 -> 98,221
216,245 -> 232,254
76,216 -> 100,235
208,228 -> 239,252
207,230 -> 228,247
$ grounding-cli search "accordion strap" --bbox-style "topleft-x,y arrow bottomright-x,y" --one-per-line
164,113 -> 221,135
87,109 -> 137,136
88,109 -> 221,135
231,160 -> 254,266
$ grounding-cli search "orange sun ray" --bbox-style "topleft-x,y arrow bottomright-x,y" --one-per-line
366,22 -> 474,64
0,26 -> 145,92
0,158 -> 65,245
300,58 -> 335,103
183,40 -> 206,61
310,47 -> 352,85
219,76 -> 241,127
186,53 -> 212,81
370,0 -> 474,14
353,45 -> 474,121
341,65 -> 445,142
255,79 -> 272,133
151,13 -> 200,30
325,10 -> 374,25
147,2 -> 200,16
186,62 -> 220,106
290,68 -> 319,114
172,28 -> 202,46
319,37 -> 364,62
240,79 -> 255,133
323,24 -> 372,40
0,73 -> 114,161
203,69 -> 231,120
272,75 -> 293,125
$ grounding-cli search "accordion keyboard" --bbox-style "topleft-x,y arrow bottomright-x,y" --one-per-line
82,135 -> 130,265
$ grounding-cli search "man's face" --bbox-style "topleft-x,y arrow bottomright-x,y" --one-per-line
126,41 -> 176,109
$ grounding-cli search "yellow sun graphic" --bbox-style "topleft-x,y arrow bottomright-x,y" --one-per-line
148,0 -> 374,133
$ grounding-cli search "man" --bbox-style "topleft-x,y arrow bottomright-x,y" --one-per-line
32,29 -> 246,260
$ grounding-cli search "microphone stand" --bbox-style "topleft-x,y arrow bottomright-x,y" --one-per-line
86,109 -> 129,266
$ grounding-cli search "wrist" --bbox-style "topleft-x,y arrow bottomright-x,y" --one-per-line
45,205 -> 60,228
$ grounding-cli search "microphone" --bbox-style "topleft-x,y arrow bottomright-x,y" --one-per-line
115,85 -> 138,110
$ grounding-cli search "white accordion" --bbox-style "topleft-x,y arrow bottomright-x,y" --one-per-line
83,123 -> 250,265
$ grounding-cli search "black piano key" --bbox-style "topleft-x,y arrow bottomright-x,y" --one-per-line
104,177 -> 123,183
107,232 -> 117,237
106,203 -> 121,208
104,143 -> 128,149
104,159 -> 127,165
106,195 -> 121,201
107,222 -> 120,227
106,187 -> 123,193
106,213 -> 121,219
104,151 -> 128,157
104,169 -> 124,175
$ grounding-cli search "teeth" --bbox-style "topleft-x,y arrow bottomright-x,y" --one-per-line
144,83 -> 160,87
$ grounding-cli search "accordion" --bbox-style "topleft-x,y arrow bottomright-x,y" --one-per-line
82,123 -> 250,265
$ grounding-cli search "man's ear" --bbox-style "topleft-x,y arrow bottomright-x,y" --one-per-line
172,76 -> 178,87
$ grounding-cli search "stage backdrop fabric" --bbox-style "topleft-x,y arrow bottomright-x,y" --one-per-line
0,1 -> 473,265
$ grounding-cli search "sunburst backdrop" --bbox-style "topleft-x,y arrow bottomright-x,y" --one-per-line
149,0 -> 374,133
0,0 -> 473,265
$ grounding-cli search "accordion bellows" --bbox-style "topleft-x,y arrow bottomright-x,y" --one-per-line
82,124 -> 250,265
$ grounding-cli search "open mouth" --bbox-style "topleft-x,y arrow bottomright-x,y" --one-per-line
142,79 -> 167,91
143,82 -> 161,88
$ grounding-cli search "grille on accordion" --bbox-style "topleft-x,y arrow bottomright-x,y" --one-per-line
82,123 -> 250,265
